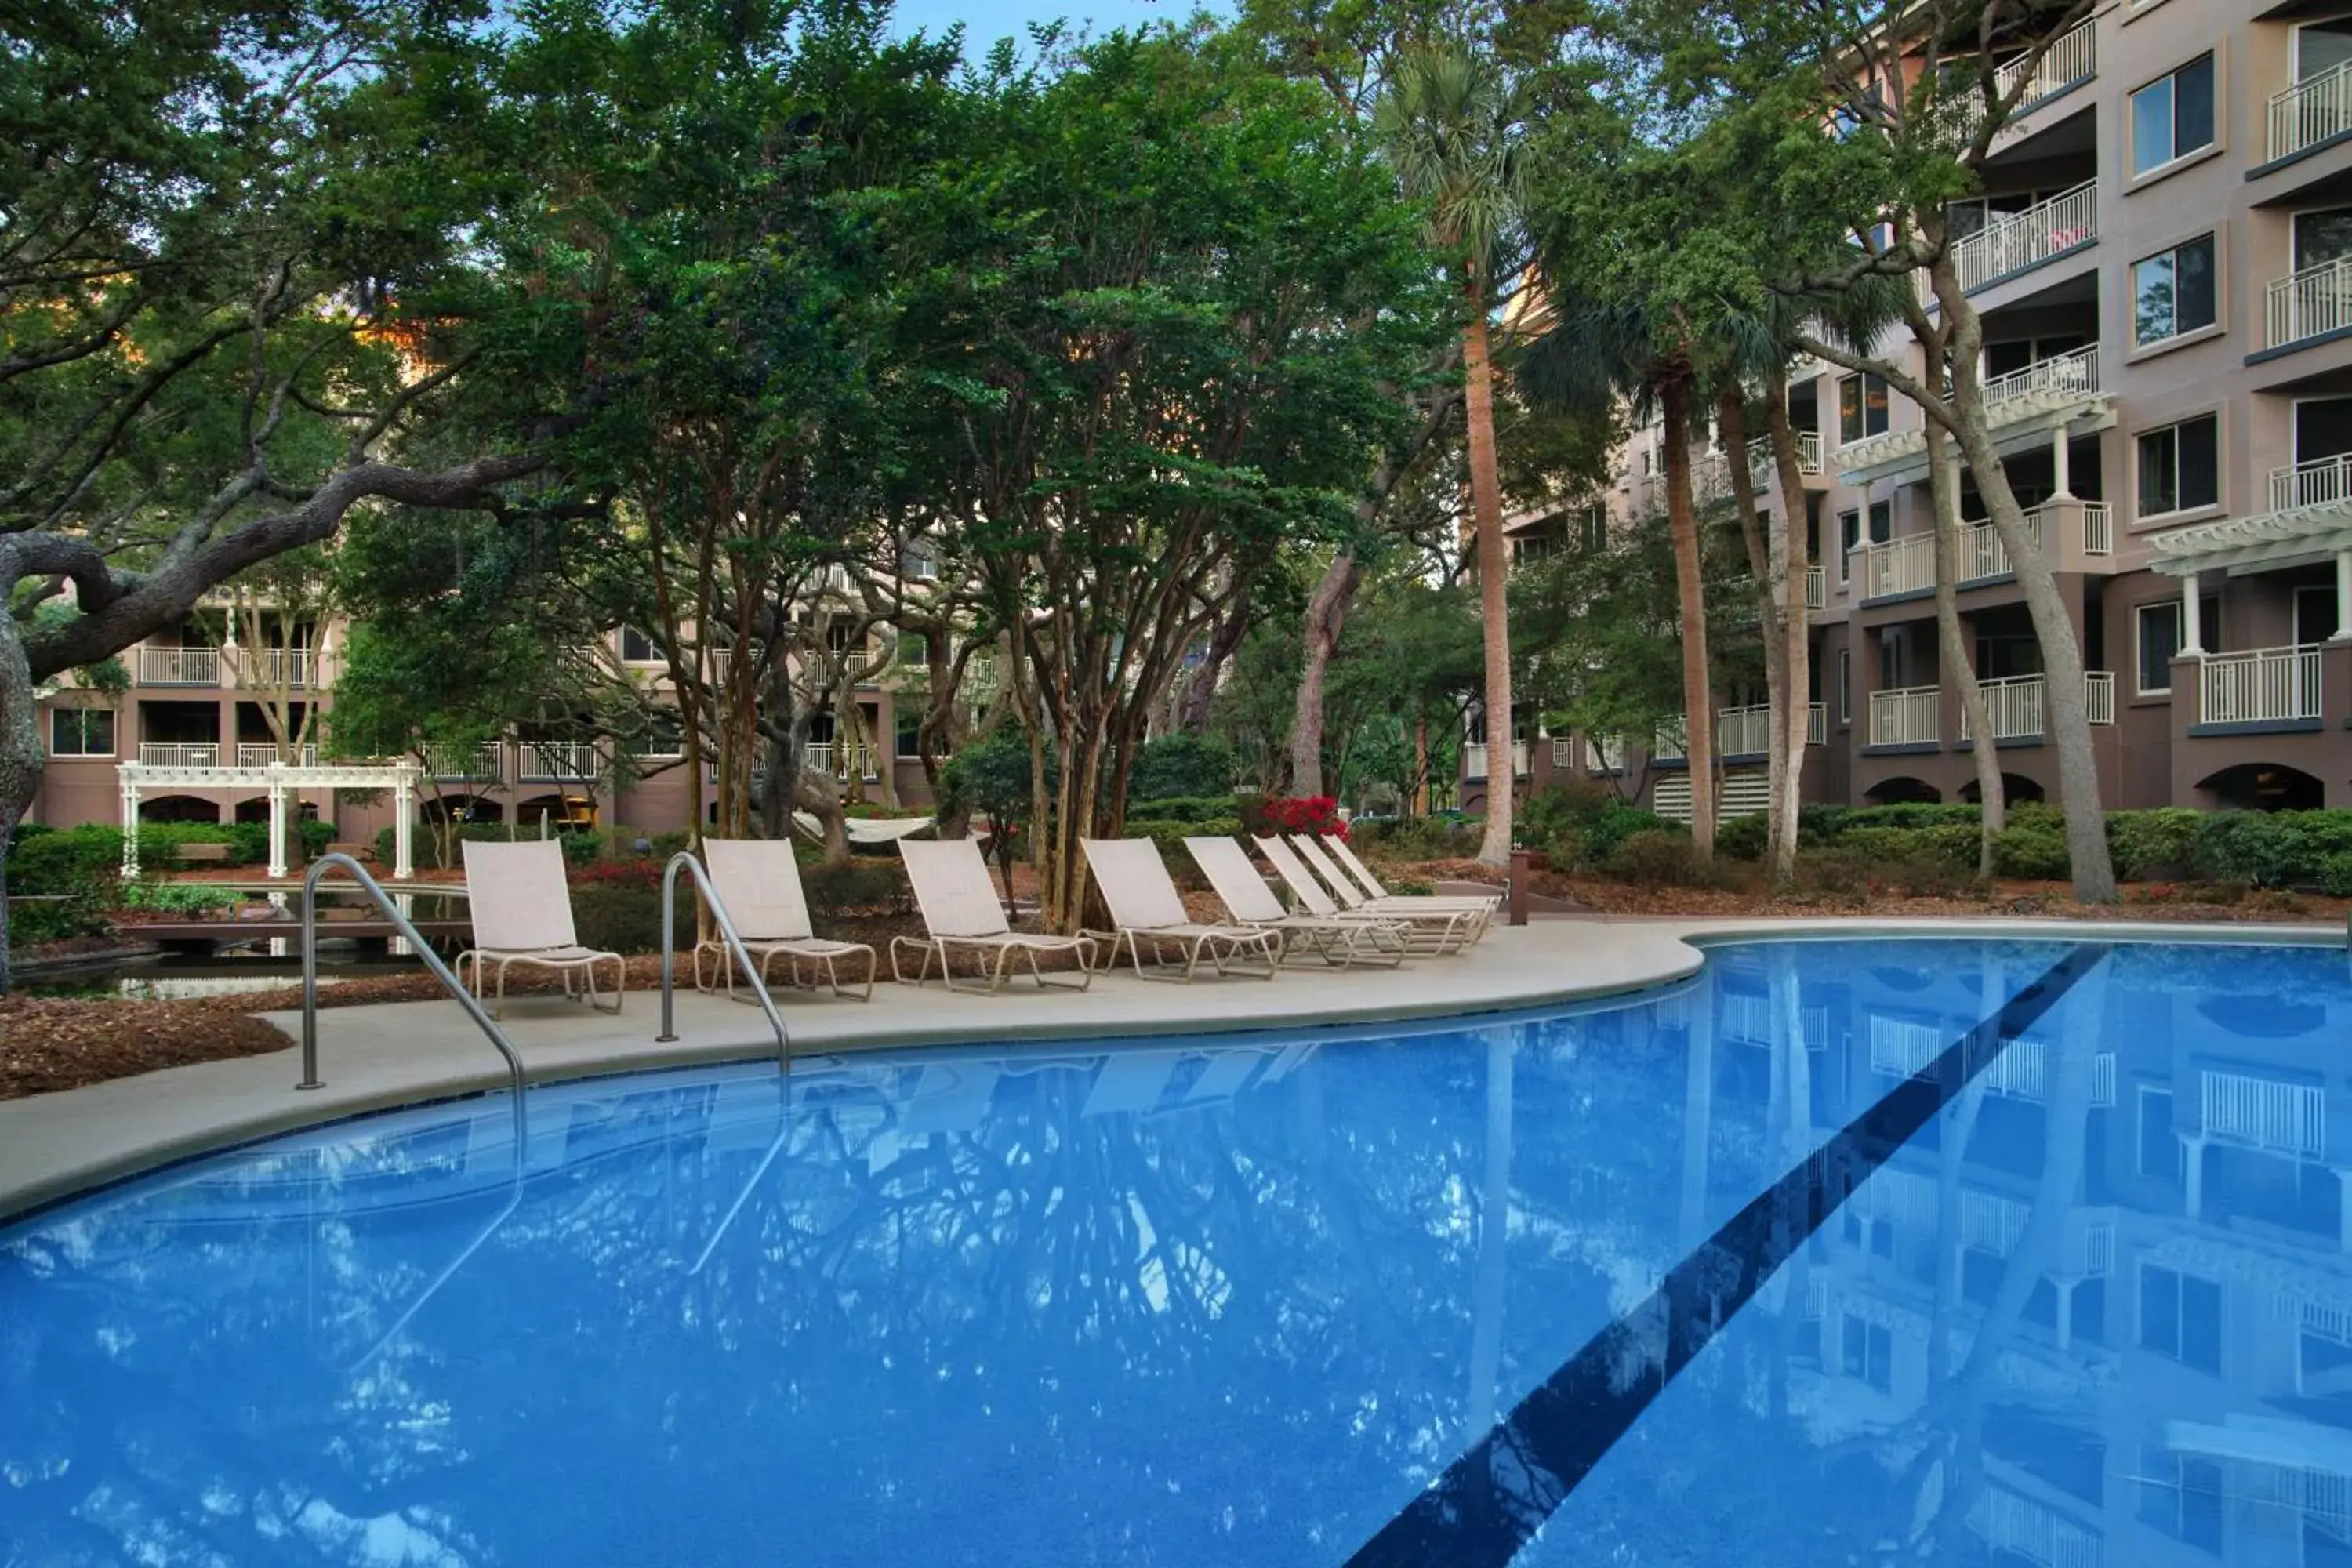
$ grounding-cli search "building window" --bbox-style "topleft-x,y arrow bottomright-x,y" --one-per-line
2137,416 -> 2220,517
1838,508 -> 1861,579
2138,1449 -> 2226,1552
895,713 -> 922,759
2138,602 -> 2183,695
2138,1087 -> 2180,1181
2132,236 -> 2218,347
1838,648 -> 1852,724
898,633 -> 931,666
49,707 -> 115,757
2131,53 -> 2216,177
1838,373 -> 1889,445
1842,1316 -> 1893,1394
619,626 -> 659,664
2139,1262 -> 2223,1374
1868,499 -> 1893,544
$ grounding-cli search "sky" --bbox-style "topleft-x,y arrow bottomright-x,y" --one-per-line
885,0 -> 1232,53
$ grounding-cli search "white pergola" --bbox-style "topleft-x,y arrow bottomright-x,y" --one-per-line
118,759 -> 418,879
2147,504 -> 2352,653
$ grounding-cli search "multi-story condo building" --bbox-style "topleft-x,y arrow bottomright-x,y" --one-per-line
1468,2 -> 2352,822
28,612 -> 946,849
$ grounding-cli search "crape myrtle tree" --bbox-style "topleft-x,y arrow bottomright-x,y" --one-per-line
909,34 -> 1446,930
1653,0 -> 2114,897
0,1 -> 559,991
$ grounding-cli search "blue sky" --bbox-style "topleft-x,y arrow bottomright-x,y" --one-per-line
887,0 -> 1231,53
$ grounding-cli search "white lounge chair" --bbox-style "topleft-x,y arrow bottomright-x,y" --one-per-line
1254,834 -> 1475,955
1079,837 -> 1281,982
697,838 -> 878,1002
1287,833 -> 1495,942
892,838 -> 1100,994
1182,835 -> 1407,967
1327,833 -> 1502,914
457,840 -> 626,1019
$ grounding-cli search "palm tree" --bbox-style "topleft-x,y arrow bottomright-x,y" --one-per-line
1375,41 -> 1527,869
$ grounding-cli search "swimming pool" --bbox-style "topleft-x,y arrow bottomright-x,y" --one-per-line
2,937 -> 2347,1565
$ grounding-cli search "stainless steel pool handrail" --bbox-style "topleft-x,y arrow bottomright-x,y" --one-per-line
298,855 -> 528,1152
658,850 -> 793,1069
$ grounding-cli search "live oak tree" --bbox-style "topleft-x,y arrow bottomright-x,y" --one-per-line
0,1 -> 557,990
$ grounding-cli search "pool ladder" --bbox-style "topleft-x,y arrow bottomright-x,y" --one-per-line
655,851 -> 793,1070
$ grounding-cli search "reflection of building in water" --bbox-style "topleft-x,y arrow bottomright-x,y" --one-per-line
1702,946 -> 2352,1567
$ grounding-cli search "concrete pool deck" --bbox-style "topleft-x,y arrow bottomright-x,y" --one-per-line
1,913 -> 2341,1225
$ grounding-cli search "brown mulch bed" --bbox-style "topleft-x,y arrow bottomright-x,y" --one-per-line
0,996 -> 293,1100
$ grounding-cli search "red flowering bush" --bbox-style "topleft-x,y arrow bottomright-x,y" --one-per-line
1259,795 -> 1348,841
569,858 -> 664,891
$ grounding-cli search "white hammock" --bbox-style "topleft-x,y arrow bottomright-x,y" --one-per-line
790,811 -> 937,845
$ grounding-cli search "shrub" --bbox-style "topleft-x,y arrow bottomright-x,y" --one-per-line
372,822 -> 603,872
1351,817 -> 1480,861
2319,852 -> 2352,898
1606,829 -> 1704,887
1991,819 -> 2071,881
1260,796 -> 1348,840
119,880 -> 240,916
2195,809 -> 2352,888
1123,794 -> 1240,826
1521,779 -> 1617,858
1713,811 -> 1770,862
568,861 -> 666,953
650,829 -> 692,861
1581,804 -> 1676,868
1129,734 -> 1236,801
800,858 -> 915,916
2108,808 -> 2201,881
1130,818 -> 1240,880
5,884 -> 111,946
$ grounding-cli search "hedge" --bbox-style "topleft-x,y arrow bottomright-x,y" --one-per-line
1123,795 -> 1240,826
7,821 -> 335,892
374,822 -> 605,871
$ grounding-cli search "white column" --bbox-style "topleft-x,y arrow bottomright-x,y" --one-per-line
2050,426 -> 2072,500
393,769 -> 415,882
2181,573 -> 2205,656
266,768 -> 289,880
118,774 -> 141,877
2180,1134 -> 2206,1219
2334,550 -> 2352,641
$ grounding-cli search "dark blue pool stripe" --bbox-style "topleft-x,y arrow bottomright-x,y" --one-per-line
1342,942 -> 2114,1568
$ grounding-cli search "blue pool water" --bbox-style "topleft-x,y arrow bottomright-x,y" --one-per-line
4,938 -> 2350,1566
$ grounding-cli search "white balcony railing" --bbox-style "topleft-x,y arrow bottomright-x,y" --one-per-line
1868,685 -> 1941,747
1993,20 -> 2096,115
136,645 -> 221,686
424,742 -> 505,780
1808,701 -> 1828,745
1806,564 -> 1824,609
2082,501 -> 2113,556
236,648 -> 318,689
1950,182 -> 2097,294
136,742 -> 220,768
1464,742 -> 1489,782
518,741 -> 600,781
2271,451 -> 2352,514
1651,720 -> 1687,765
1982,343 -> 2099,409
2200,644 -> 2323,725
1860,532 -> 1937,599
1744,430 -> 1825,480
1871,1015 -> 2114,1106
2267,255 -> 2352,350
1854,503 -> 2105,601
1956,673 -> 2117,742
2270,59 -> 2352,164
804,742 -> 884,780
1719,704 -> 1773,758
1969,1483 -> 2101,1568
233,743 -> 318,768
2201,1069 -> 2325,1159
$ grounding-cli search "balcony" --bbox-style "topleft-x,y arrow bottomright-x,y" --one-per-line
1712,702 -> 1829,757
233,743 -> 319,768
2274,451 -> 2352,514
518,741 -> 601,781
2269,59 -> 2352,165
1461,742 -> 1530,781
2201,1069 -> 2325,1159
1967,1484 -> 2100,1568
2198,644 -> 2322,726
137,742 -> 220,768
1745,430 -> 1824,478
805,742 -> 883,780
424,742 -> 505,780
136,645 -> 222,687
1992,20 -> 2094,118
1806,565 -> 1824,609
1551,735 -> 1624,774
1948,182 -> 2096,296
1958,1188 -> 2114,1278
1867,685 -> 1940,748
1836,348 -> 2102,480
2266,255 -> 2352,352
1871,1014 -> 2114,1105
1956,672 -> 2117,742
1855,501 -> 2111,602
234,648 -> 318,689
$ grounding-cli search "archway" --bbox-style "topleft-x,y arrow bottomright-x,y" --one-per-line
421,793 -> 503,826
1864,776 -> 1942,806
1960,772 -> 2046,806
517,793 -> 596,830
2196,762 -> 2324,812
138,795 -> 221,824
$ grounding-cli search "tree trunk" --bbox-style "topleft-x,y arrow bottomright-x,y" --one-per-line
1659,376 -> 1716,859
1926,426 -> 2005,875
1290,550 -> 1361,794
1719,386 -> 1788,875
1762,372 -> 1813,881
1933,270 -> 2115,899
0,606 -> 48,996
1465,285 -> 1515,868
1179,588 -> 1250,734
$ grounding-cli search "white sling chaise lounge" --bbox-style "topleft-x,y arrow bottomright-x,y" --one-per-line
1078,837 -> 1281,982
1286,833 -> 1495,942
697,838 -> 878,1002
457,840 -> 626,1018
1182,835 -> 1408,967
1254,834 -> 1475,956
1326,833 -> 1502,916
893,838 -> 1099,994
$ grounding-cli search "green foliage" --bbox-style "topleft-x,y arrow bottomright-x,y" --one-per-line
1130,736 -> 1237,803
1349,817 -> 1482,860
800,859 -> 915,919
120,881 -> 238,917
1123,795 -> 1240,826
939,735 -> 1045,834
1130,818 -> 1244,878
0,822 -> 328,890
373,823 -> 603,873
2108,809 -> 2204,881
1992,818 -> 2072,882
1714,811 -> 1769,862
2194,811 -> 2352,889
6,886 -> 110,947
1581,804 -> 1677,868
